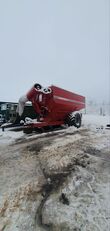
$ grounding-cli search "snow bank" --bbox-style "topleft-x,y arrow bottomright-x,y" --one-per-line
82,114 -> 110,128
0,129 -> 24,144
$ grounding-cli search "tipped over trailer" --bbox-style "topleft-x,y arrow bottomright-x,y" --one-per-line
16,84 -> 85,133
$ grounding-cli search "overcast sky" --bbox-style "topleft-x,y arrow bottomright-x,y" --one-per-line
0,0 -> 109,103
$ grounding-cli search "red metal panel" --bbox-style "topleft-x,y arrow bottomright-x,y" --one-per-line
41,85 -> 85,122
51,85 -> 85,108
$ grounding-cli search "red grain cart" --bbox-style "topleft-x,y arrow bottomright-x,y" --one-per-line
21,84 -> 85,133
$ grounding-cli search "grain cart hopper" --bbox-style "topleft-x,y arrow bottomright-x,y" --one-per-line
17,83 -> 85,133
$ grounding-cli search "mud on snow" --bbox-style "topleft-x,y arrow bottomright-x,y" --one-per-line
0,116 -> 110,231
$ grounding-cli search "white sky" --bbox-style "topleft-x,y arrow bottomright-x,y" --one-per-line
0,0 -> 109,103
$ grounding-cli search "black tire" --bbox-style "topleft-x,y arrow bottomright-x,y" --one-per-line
73,113 -> 81,128
64,113 -> 74,126
65,113 -> 81,128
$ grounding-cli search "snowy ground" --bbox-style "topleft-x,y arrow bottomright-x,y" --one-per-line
0,114 -> 110,231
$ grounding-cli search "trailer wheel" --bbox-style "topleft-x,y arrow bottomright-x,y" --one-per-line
65,113 -> 75,126
65,113 -> 81,128
73,113 -> 82,128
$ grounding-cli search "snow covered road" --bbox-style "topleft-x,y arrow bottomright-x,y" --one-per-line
0,114 -> 110,231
